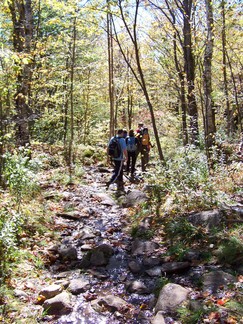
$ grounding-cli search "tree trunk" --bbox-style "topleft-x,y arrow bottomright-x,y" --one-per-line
68,16 -> 76,177
107,0 -> 115,137
203,0 -> 216,156
116,0 -> 165,162
183,0 -> 199,145
221,1 -> 231,135
8,0 -> 33,147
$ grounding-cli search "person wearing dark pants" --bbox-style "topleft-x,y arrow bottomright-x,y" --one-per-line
107,129 -> 128,190
126,129 -> 139,177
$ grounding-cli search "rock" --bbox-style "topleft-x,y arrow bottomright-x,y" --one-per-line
154,283 -> 189,313
42,292 -> 72,315
202,270 -> 237,293
131,239 -> 160,256
69,278 -> 90,295
94,193 -> 117,206
58,246 -> 78,261
92,294 -> 131,313
126,280 -> 150,294
79,228 -> 96,240
145,267 -> 162,277
56,211 -> 81,220
90,250 -> 107,266
160,262 -> 191,273
14,289 -> 28,300
89,243 -> 114,266
122,190 -> 148,208
143,256 -> 161,267
128,260 -> 141,273
39,284 -> 63,299
188,209 -> 225,230
151,311 -> 166,324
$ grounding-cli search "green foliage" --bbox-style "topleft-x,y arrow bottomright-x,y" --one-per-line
3,149 -> 39,209
146,146 -> 219,215
176,304 -> 207,324
165,217 -> 204,245
165,242 -> 190,261
0,207 -> 23,279
130,225 -> 154,239
215,235 -> 243,265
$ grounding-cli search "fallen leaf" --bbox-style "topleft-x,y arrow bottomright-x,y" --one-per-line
217,298 -> 230,306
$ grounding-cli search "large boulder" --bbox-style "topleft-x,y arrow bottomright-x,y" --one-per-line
188,209 -> 225,230
42,292 -> 72,315
154,283 -> 189,314
202,270 -> 237,293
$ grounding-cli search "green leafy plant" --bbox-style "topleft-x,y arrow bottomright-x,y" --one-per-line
3,149 -> 39,210
216,235 -> 243,265
0,207 -> 23,279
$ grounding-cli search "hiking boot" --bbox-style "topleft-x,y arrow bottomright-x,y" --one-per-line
117,181 -> 125,191
106,181 -> 111,189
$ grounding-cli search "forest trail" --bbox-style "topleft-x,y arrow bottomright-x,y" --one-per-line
14,164 -> 242,323
39,165 -> 159,323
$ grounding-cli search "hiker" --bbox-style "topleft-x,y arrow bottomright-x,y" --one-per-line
135,122 -> 144,158
107,129 -> 128,190
123,129 -> 128,139
136,122 -> 144,134
140,127 -> 152,172
125,129 -> 139,177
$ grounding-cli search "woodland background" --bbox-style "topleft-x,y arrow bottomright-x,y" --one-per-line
0,0 -> 242,322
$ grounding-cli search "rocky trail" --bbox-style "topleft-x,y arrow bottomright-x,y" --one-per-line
13,165 -> 243,324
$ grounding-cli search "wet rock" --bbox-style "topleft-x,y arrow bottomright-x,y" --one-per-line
145,266 -> 162,277
126,280 -> 150,294
202,270 -> 237,293
39,284 -> 63,299
58,245 -> 78,261
188,209 -> 225,230
160,262 -> 191,273
90,250 -> 107,266
80,244 -> 93,251
131,239 -> 160,256
92,294 -> 131,313
88,269 -> 109,280
56,211 -> 82,220
183,250 -> 201,262
79,228 -> 97,240
68,278 -> 90,295
154,283 -> 189,313
14,289 -> 28,300
90,243 -> 114,266
42,291 -> 72,315
61,191 -> 75,201
143,256 -> 161,268
94,193 -> 117,206
122,190 -> 148,208
128,260 -> 142,273
151,311 -> 166,324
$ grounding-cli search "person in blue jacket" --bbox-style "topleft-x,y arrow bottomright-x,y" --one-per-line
107,129 -> 128,190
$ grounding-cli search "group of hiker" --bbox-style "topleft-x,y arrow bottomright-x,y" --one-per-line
106,122 -> 153,190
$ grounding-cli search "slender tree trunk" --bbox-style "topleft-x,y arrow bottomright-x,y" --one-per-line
226,52 -> 242,133
116,0 -> 165,162
221,1 -> 231,135
203,0 -> 216,157
183,0 -> 199,145
68,16 -> 76,177
63,57 -> 69,146
8,0 -> 33,147
172,26 -> 188,146
107,0 -> 115,137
